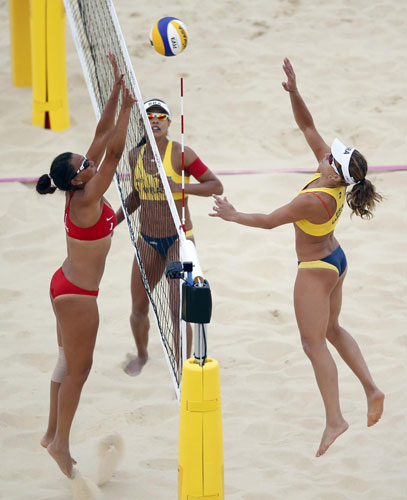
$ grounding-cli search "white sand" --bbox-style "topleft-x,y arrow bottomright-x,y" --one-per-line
1,1 -> 406,498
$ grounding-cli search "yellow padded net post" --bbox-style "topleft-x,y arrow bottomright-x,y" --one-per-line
31,0 -> 69,130
178,358 -> 224,500
9,0 -> 32,87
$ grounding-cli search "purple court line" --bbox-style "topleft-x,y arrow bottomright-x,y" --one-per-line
214,165 -> 407,175
0,165 -> 406,183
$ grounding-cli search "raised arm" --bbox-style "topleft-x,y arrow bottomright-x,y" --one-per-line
86,53 -> 124,166
209,193 -> 319,229
282,58 -> 329,166
84,83 -> 136,201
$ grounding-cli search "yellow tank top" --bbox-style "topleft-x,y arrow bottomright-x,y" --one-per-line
295,173 -> 346,236
133,141 -> 189,201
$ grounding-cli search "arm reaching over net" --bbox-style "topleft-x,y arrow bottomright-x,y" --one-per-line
86,53 -> 125,167
83,83 -> 136,201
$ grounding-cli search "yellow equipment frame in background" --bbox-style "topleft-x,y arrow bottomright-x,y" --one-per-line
9,0 -> 69,130
9,0 -> 31,87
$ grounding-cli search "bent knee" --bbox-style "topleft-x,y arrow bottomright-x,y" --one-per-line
301,337 -> 327,359
67,370 -> 91,387
326,323 -> 342,343
130,308 -> 149,324
68,361 -> 93,385
131,296 -> 149,315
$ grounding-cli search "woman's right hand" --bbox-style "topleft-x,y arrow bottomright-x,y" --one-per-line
282,57 -> 298,93
108,53 -> 124,87
209,194 -> 238,222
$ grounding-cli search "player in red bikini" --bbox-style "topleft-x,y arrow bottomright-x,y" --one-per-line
35,54 -> 136,479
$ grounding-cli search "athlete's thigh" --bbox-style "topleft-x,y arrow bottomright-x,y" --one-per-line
294,268 -> 338,339
166,234 -> 180,262
50,293 -> 63,346
131,238 -> 166,304
328,268 -> 347,328
53,295 -> 99,372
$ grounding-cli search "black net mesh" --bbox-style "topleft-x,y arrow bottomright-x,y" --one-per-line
64,0 -> 183,392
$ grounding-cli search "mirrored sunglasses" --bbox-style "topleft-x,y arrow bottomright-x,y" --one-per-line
74,157 -> 90,177
147,112 -> 169,121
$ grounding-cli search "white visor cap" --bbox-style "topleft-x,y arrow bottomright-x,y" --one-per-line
144,99 -> 172,120
331,138 -> 356,185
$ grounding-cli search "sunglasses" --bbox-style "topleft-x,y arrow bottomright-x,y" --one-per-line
147,112 -> 169,121
329,153 -> 343,178
73,156 -> 90,177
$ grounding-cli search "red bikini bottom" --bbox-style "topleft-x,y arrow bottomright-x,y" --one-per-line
50,267 -> 99,299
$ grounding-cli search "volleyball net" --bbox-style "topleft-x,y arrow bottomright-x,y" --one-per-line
63,0 -> 187,399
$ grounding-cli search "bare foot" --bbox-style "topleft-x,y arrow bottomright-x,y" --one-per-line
316,420 -> 349,457
47,441 -> 74,478
367,390 -> 385,427
40,432 -> 54,449
41,435 -> 76,464
123,354 -> 148,376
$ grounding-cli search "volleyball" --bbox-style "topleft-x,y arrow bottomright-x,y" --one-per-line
149,17 -> 188,57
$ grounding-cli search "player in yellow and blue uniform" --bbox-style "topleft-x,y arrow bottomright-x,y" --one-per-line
210,58 -> 384,458
116,99 -> 223,376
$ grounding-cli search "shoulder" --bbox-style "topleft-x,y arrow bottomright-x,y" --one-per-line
289,192 -> 324,218
170,142 -> 198,168
70,186 -> 94,208
170,141 -> 195,155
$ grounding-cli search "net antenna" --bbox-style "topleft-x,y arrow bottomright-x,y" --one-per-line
63,0 -> 187,400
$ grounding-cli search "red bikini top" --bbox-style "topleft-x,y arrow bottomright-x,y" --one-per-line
64,194 -> 117,241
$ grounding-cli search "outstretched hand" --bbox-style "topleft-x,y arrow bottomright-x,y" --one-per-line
209,194 -> 237,221
108,53 -> 124,86
282,57 -> 297,93
121,82 -> 137,109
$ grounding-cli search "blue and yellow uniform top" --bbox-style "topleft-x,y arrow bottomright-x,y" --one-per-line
295,173 -> 346,236
133,141 -> 188,201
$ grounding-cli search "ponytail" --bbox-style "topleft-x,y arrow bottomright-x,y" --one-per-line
36,174 -> 57,195
346,150 -> 383,219
346,178 -> 382,219
36,152 -> 75,195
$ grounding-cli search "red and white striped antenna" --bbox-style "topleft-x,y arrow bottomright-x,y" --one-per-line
180,77 -> 186,233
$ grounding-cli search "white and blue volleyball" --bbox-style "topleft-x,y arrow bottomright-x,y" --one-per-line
150,17 -> 188,57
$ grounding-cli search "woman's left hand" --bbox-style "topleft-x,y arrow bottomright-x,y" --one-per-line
209,194 -> 237,221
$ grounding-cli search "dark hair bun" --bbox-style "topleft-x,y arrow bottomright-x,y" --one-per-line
36,174 -> 57,195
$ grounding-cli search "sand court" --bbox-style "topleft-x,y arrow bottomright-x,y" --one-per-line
1,0 -> 406,498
